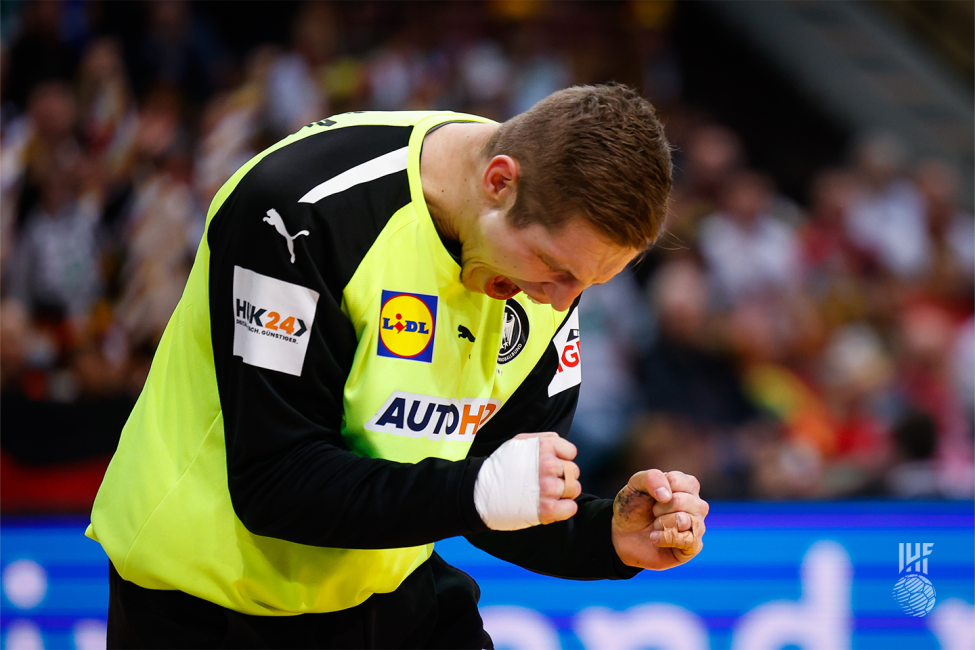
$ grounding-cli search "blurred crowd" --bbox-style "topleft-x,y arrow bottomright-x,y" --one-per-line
1,0 -> 971,510
581,129 -> 975,500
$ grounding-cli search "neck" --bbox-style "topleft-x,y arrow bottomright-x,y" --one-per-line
420,122 -> 497,246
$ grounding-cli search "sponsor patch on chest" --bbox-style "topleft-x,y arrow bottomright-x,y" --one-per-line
364,391 -> 500,441
232,266 -> 319,376
377,290 -> 438,363
548,306 -> 581,396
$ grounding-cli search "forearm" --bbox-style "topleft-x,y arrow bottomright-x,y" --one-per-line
465,494 -> 641,580
231,442 -> 489,549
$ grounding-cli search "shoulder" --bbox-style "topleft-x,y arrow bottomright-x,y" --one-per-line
237,122 -> 414,207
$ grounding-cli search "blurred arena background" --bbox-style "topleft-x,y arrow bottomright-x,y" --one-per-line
0,1 -> 972,648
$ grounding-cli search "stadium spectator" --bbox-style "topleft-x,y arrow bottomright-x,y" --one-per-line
4,0 -> 78,111
698,170 -> 803,305
800,168 -> 871,280
668,124 -> 745,232
894,303 -> 975,497
264,2 -> 332,136
953,316 -> 975,420
915,158 -> 975,304
638,258 -> 758,430
885,411 -> 940,498
845,132 -> 930,280
6,149 -> 103,335
135,0 -> 227,106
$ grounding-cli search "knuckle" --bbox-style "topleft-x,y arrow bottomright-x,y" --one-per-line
541,501 -> 569,524
540,457 -> 560,476
538,476 -> 561,497
565,461 -> 580,479
564,441 -> 578,459
564,478 -> 580,497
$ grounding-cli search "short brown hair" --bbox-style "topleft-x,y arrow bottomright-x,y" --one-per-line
486,84 -> 672,249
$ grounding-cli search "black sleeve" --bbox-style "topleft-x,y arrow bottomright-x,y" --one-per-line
466,496 -> 640,580
464,301 -> 642,580
207,125 -> 488,550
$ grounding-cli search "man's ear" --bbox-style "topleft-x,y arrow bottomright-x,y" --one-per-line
482,155 -> 519,205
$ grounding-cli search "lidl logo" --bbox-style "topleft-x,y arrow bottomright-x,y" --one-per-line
365,391 -> 501,441
378,290 -> 438,362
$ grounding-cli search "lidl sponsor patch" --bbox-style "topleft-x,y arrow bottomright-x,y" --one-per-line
232,266 -> 319,376
377,290 -> 438,362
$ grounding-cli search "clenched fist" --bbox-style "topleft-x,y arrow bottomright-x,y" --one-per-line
473,432 -> 581,530
518,431 -> 581,524
611,469 -> 709,570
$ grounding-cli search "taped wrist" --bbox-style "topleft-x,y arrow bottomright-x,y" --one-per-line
473,437 -> 542,531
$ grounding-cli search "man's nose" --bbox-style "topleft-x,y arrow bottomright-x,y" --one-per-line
548,283 -> 583,312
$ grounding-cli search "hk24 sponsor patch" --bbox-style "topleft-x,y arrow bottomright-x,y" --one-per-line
232,266 -> 318,376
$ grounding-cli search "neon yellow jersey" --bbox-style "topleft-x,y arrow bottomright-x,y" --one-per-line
87,112 -> 585,615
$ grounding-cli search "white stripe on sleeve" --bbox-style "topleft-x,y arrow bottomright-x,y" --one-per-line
297,146 -> 410,204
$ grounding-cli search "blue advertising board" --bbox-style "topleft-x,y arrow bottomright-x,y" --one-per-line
2,501 -> 973,649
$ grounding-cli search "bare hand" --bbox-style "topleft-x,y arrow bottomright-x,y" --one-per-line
611,469 -> 708,570
514,432 -> 581,524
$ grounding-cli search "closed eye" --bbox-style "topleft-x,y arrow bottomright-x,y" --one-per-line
539,255 -> 580,285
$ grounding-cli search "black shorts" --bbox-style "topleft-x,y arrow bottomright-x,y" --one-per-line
107,552 -> 493,649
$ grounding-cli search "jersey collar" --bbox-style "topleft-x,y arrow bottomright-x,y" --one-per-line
406,112 -> 496,285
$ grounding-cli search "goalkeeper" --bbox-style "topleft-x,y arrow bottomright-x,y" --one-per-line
89,84 -> 709,648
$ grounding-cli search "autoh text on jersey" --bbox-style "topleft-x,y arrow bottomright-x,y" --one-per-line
364,391 -> 501,441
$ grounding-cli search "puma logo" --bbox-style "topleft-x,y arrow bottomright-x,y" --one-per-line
457,325 -> 476,342
263,209 -> 309,264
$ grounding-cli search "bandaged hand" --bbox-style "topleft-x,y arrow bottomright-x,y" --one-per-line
611,469 -> 709,570
473,432 -> 581,531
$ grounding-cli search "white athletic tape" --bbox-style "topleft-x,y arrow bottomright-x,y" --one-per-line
474,437 -> 542,531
